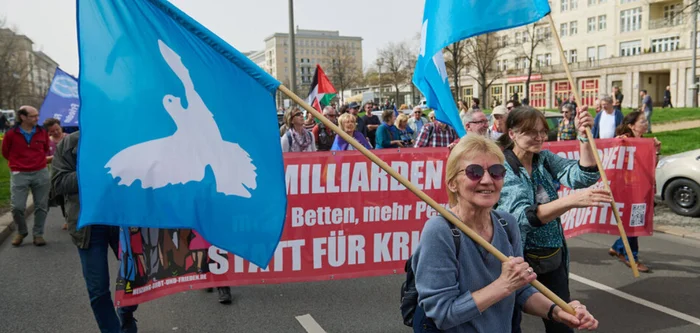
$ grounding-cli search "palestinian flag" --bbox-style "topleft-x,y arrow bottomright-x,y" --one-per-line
306,64 -> 336,112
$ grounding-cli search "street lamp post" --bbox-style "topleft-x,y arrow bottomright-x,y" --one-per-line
692,0 -> 698,107
288,0 -> 297,97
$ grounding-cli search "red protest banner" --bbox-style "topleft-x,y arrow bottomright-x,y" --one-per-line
114,138 -> 655,306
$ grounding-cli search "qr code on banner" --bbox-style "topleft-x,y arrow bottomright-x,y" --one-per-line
630,203 -> 647,227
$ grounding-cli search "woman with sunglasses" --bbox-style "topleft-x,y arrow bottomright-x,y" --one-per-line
557,103 -> 577,141
412,134 -> 598,333
281,109 -> 317,153
496,106 -> 610,333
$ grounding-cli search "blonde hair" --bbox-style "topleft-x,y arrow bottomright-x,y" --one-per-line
338,113 -> 356,131
395,114 -> 409,127
445,134 -> 505,206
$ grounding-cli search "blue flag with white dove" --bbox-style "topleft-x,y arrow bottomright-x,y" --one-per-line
76,0 -> 286,267
413,0 -> 551,137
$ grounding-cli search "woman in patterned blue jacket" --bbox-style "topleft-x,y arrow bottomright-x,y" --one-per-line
496,106 -> 612,333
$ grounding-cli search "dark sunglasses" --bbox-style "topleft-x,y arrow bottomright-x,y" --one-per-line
462,164 -> 507,181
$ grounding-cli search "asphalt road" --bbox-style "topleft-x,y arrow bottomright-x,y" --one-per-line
1,208 -> 700,333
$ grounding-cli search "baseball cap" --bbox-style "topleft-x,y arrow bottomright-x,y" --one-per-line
348,102 -> 360,109
492,105 -> 507,116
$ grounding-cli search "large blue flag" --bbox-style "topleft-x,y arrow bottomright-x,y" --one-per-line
38,68 -> 80,127
413,0 -> 551,137
76,0 -> 286,267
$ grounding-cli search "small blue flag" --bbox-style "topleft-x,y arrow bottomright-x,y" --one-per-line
413,0 -> 551,137
76,0 -> 286,267
38,68 -> 80,127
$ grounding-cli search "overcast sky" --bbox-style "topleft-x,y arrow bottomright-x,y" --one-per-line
0,0 -> 425,77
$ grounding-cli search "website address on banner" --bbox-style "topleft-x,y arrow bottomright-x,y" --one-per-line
290,201 -> 450,228
132,274 -> 208,295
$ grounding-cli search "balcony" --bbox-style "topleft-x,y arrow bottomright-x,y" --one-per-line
649,17 -> 683,30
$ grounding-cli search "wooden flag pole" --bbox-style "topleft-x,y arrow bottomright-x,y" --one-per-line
546,14 -> 639,277
277,84 -> 577,315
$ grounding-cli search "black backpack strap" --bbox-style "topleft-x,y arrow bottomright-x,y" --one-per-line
440,213 -> 461,258
492,210 -> 513,246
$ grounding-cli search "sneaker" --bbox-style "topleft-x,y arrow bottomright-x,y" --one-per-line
11,234 -> 26,247
33,236 -> 46,247
217,287 -> 232,304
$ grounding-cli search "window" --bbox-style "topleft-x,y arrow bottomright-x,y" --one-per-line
515,32 -> 521,44
561,0 -> 569,12
651,36 -> 680,52
536,54 -> 545,66
561,23 -> 568,37
598,15 -> 607,30
588,0 -> 596,5
502,59 -> 508,70
569,49 -> 578,63
570,21 -> 578,35
620,0 -> 638,3
501,35 -> 509,47
536,27 -> 544,40
619,40 -> 641,56
545,53 -> 552,65
587,47 -> 596,61
598,45 -> 607,59
523,31 -> 529,42
664,4 -> 682,25
620,8 -> 642,32
571,0 -> 578,9
588,17 -> 596,32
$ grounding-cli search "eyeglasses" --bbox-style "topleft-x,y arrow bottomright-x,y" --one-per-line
293,113 -> 303,118
520,129 -> 549,138
468,120 -> 488,125
461,164 -> 507,181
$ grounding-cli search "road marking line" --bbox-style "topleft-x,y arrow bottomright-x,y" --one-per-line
295,314 -> 327,333
570,273 -> 700,326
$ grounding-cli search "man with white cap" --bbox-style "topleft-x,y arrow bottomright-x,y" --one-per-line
490,105 -> 508,140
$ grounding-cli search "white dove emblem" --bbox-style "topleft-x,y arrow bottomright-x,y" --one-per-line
105,40 -> 257,198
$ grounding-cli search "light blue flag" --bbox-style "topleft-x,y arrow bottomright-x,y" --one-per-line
413,0 -> 551,137
76,0 -> 286,267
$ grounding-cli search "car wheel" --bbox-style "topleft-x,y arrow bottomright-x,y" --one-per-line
664,178 -> 700,217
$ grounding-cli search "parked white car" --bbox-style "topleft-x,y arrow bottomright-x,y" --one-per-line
656,149 -> 700,217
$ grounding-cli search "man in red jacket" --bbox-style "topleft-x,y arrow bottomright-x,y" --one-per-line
1,106 -> 51,246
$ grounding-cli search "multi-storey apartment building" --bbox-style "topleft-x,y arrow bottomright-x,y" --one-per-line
459,0 -> 698,109
0,28 -> 59,110
261,28 -> 363,93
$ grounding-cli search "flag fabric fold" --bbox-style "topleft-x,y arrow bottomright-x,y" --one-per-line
76,0 -> 287,267
38,68 -> 80,127
306,64 -> 336,112
413,0 -> 551,137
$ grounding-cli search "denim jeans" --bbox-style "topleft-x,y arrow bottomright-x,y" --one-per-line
612,236 -> 639,261
78,225 -> 138,333
644,109 -> 653,133
10,168 -> 50,237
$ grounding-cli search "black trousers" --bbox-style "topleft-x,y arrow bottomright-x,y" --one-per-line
537,253 -> 573,333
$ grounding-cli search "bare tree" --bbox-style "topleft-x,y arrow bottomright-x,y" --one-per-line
377,41 -> 412,104
513,24 -> 551,101
443,41 -> 469,101
0,23 -> 34,110
327,44 -> 361,102
463,33 -> 505,107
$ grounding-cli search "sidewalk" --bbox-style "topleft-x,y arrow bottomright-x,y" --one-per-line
653,119 -> 700,133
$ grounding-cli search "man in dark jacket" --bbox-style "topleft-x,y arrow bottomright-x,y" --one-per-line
51,131 -> 139,333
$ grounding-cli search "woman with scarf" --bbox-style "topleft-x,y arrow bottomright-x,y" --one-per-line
281,109 -> 317,152
331,113 -> 372,151
375,109 -> 403,149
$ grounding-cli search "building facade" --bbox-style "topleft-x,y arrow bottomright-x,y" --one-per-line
262,28 -> 363,94
0,28 -> 59,110
458,0 -> 698,109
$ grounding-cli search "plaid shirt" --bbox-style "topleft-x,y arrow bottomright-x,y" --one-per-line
413,122 -> 459,148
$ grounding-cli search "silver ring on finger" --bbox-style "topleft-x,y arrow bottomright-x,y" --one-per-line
526,268 -> 533,275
